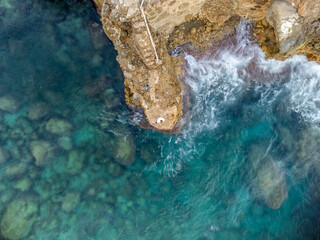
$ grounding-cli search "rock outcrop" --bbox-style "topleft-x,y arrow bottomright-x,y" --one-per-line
254,0 -> 320,63
266,0 -> 303,53
92,0 -> 320,133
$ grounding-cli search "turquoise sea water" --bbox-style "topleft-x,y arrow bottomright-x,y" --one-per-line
1,0 -> 320,239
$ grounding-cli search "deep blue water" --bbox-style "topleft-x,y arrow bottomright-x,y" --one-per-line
1,0 -> 320,239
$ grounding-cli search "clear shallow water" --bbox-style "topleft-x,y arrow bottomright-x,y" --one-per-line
1,1 -> 320,239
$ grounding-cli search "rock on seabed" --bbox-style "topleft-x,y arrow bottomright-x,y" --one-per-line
61,192 -> 80,212
254,157 -> 287,209
57,136 -> 73,151
5,163 -> 27,178
28,102 -> 50,120
65,150 -> 86,175
0,95 -> 21,113
0,147 -> 9,164
30,140 -> 54,166
45,118 -> 72,134
0,199 -> 38,240
248,144 -> 288,209
112,136 -> 135,167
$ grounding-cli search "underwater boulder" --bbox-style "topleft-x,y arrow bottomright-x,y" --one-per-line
0,188 -> 14,214
45,118 -> 72,134
13,178 -> 32,192
83,178 -> 108,201
104,89 -> 121,109
0,199 -> 38,240
292,128 -> 320,178
61,192 -> 80,212
0,147 -> 9,164
42,91 -> 64,106
57,136 -> 73,151
139,140 -> 160,164
15,117 -> 33,135
0,95 -> 21,113
253,156 -> 287,209
28,102 -> 50,120
30,140 -> 54,166
87,20 -> 106,51
65,150 -> 86,175
112,136 -> 135,167
106,162 -> 124,177
82,75 -> 108,98
248,144 -> 288,209
5,163 -> 27,179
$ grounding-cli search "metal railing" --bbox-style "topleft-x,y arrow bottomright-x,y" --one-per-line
139,0 -> 160,64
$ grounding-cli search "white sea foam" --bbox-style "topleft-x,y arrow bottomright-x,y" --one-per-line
185,20 -> 320,132
152,20 -> 320,177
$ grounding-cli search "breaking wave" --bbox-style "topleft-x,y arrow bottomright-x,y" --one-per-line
149,20 -> 320,177
185,20 -> 320,133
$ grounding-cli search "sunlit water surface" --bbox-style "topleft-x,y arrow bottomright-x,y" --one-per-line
1,1 -> 320,239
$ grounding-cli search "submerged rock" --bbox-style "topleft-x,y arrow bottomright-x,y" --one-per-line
5,163 -> 27,178
83,178 -> 109,201
30,140 -> 54,166
13,178 -> 32,192
106,162 -> 124,177
0,95 -> 21,113
45,118 -> 72,134
0,147 -> 9,164
248,144 -> 288,209
57,136 -> 73,151
0,188 -> 14,212
112,136 -> 135,166
65,150 -> 86,175
0,199 -> 38,240
15,117 -> 33,134
254,156 -> 287,209
139,140 -> 160,164
61,192 -> 80,212
42,90 -> 64,106
104,89 -> 121,109
28,102 -> 50,120
87,20 -> 106,50
291,128 -> 320,178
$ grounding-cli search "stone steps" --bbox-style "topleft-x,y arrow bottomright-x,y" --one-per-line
131,13 -> 159,69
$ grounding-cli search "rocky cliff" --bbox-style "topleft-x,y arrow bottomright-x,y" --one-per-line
93,0 -> 320,133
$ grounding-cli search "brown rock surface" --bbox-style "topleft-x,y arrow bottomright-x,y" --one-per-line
93,0 -> 320,132
237,0 -> 271,21
98,0 -> 186,132
266,0 -> 304,53
253,19 -> 320,64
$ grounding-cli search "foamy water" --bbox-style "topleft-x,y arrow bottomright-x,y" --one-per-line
185,20 -> 320,133
139,21 -> 320,239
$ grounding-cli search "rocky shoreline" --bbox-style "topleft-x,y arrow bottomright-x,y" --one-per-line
1,0 -> 320,238
93,0 -> 320,133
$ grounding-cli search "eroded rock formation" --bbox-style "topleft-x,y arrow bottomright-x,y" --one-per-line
92,0 -> 320,133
